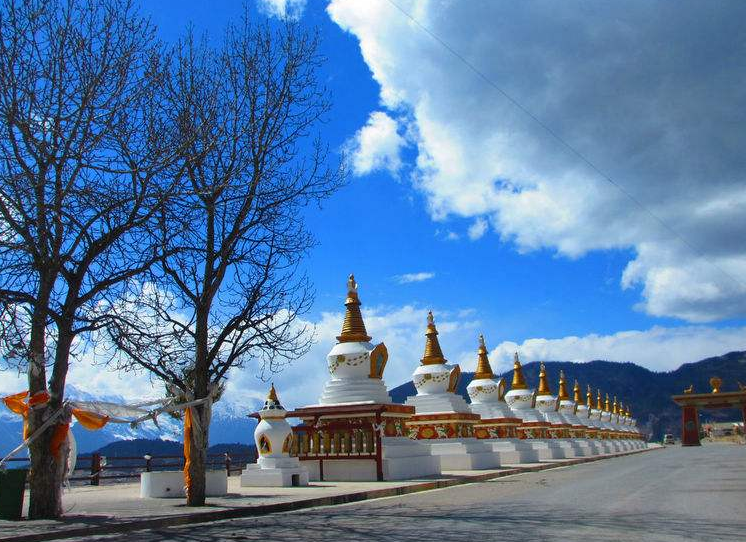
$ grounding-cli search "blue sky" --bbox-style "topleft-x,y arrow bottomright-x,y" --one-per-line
4,0 -> 745,410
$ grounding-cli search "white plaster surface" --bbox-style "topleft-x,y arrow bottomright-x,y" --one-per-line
139,470 -> 227,499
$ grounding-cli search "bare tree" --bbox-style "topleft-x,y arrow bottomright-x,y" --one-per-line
0,0 -> 176,518
107,20 -> 344,506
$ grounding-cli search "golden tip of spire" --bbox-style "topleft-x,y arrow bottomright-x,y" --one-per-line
510,352 -> 528,390
474,334 -> 494,379
574,380 -> 584,404
536,361 -> 552,396
421,311 -> 446,365
557,370 -> 570,401
337,273 -> 372,343
267,383 -> 279,402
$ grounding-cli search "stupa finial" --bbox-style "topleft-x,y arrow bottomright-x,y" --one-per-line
511,352 -> 528,390
337,273 -> 372,343
574,379 -> 584,404
604,393 -> 611,413
613,396 -> 619,414
557,370 -> 569,400
596,389 -> 603,410
474,334 -> 494,379
536,362 -> 552,396
421,311 -> 446,365
586,384 -> 593,408
267,383 -> 278,403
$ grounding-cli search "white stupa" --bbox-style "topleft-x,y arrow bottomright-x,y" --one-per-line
240,385 -> 309,487
589,390 -> 613,453
533,364 -> 581,458
466,335 -> 540,464
291,275 -> 440,481
317,276 -> 392,405
405,313 -> 500,470
572,383 -> 603,455
600,393 -> 623,452
554,375 -> 597,456
502,354 -> 558,460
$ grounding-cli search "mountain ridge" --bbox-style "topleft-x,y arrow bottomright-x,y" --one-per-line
389,350 -> 746,439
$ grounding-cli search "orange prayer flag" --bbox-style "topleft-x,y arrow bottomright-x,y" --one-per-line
183,407 -> 193,498
50,423 -> 70,457
72,409 -> 110,430
2,391 -> 29,417
28,390 -> 50,407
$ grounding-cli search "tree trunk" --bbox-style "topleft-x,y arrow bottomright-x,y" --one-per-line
186,399 -> 211,506
26,278 -> 64,520
27,426 -> 62,519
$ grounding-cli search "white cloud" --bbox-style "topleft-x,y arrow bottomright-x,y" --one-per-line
486,325 -> 746,374
256,0 -> 306,19
467,217 -> 488,241
328,0 -> 746,322
346,111 -> 406,176
394,271 -> 435,284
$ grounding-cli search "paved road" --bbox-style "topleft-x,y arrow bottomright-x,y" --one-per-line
84,444 -> 746,542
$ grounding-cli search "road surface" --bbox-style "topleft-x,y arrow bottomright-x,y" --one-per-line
83,444 -> 746,542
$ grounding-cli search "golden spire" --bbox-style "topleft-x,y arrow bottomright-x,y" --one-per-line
573,380 -> 584,404
510,352 -> 528,390
421,311 -> 447,365
536,362 -> 552,396
337,274 -> 372,343
596,389 -> 603,410
267,383 -> 279,403
557,371 -> 569,400
474,334 -> 494,379
613,396 -> 619,415
586,385 -> 594,409
604,393 -> 611,413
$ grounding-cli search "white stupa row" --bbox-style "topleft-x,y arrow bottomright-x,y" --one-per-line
241,275 -> 644,485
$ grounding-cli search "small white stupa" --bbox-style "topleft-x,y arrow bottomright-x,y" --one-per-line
601,393 -> 622,452
554,375 -> 596,456
502,354 -> 557,460
532,364 -> 580,458
405,313 -> 499,470
589,389 -> 613,453
467,335 -> 540,464
612,397 -> 634,451
562,380 -> 600,455
240,385 -> 309,487
573,383 -> 602,455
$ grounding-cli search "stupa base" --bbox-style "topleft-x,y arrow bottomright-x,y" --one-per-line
481,438 -> 541,464
381,436 -> 441,480
426,438 -> 501,471
524,439 -> 569,459
240,464 -> 309,487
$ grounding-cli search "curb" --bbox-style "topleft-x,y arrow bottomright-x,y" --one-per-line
2,446 -> 659,542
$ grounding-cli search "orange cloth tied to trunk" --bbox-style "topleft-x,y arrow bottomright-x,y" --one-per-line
2,391 -> 110,455
183,407 -> 193,497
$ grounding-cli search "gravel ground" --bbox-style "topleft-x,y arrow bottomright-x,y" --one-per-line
79,443 -> 746,542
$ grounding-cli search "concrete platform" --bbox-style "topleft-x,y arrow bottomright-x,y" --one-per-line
0,446 -> 657,542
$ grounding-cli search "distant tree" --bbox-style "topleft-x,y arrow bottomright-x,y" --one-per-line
0,0 -> 176,518
106,19 -> 344,506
